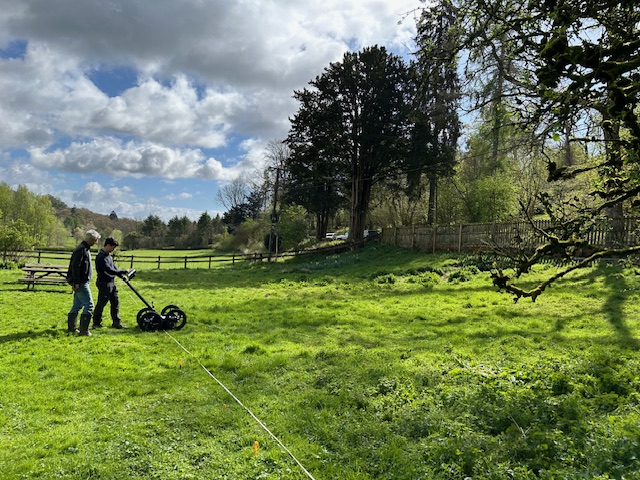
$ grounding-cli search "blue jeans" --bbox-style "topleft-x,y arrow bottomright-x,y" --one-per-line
69,282 -> 94,315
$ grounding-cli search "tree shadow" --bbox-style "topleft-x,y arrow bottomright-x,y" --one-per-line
569,265 -> 639,349
0,327 -> 62,345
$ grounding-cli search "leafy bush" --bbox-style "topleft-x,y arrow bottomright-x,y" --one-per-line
374,273 -> 397,284
447,265 -> 481,283
0,219 -> 35,264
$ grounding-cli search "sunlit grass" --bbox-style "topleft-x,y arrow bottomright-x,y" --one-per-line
1,244 -> 639,478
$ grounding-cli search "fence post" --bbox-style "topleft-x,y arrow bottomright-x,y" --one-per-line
184,256 -> 188,269
209,256 -> 212,269
130,256 -> 134,269
458,224 -> 463,252
157,256 -> 161,269
432,225 -> 437,253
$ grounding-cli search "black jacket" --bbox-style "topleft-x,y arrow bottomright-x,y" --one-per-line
95,249 -> 127,285
66,241 -> 92,285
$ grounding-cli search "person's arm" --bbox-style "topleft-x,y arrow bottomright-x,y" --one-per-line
68,248 -> 83,286
102,255 -> 128,277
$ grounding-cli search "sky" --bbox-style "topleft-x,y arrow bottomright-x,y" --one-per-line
0,0 -> 421,222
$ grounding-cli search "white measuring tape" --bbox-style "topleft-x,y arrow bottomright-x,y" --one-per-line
164,331 -> 317,480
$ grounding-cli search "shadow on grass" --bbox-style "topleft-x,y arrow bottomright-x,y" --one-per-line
0,327 -> 62,345
86,249 -> 640,352
567,265 -> 640,349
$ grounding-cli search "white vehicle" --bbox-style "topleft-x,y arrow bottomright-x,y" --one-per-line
325,232 -> 336,240
335,231 -> 349,240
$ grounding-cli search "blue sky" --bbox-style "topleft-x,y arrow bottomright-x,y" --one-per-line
0,0 -> 419,221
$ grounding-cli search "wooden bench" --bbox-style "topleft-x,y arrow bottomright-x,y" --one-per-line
19,264 -> 70,290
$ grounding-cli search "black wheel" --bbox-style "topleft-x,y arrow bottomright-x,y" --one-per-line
161,304 -> 181,316
162,307 -> 187,330
137,307 -> 154,324
137,308 -> 162,331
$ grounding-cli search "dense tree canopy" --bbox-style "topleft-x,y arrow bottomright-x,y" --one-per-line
286,46 -> 415,242
425,0 -> 640,300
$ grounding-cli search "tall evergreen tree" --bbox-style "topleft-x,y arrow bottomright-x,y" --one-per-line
287,46 -> 413,242
412,0 -> 461,225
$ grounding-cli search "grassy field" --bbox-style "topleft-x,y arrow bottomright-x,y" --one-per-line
1,243 -> 639,479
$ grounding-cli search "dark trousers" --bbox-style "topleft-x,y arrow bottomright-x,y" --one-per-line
93,282 -> 121,324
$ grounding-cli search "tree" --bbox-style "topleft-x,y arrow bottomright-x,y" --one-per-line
45,195 -> 68,210
0,183 -> 56,246
285,86 -> 348,239
216,178 -> 251,211
167,216 -> 193,248
287,46 -> 414,242
140,215 -> 166,248
0,219 -> 35,264
261,140 -> 291,211
430,0 -> 640,300
196,212 -> 214,248
221,188 -> 264,232
412,0 -> 461,224
122,231 -> 143,250
276,205 -> 311,251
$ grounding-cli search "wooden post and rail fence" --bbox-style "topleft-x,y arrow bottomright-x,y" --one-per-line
13,241 -> 359,271
12,217 -> 640,273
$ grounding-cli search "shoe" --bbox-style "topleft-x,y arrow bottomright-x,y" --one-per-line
111,323 -> 128,329
92,323 -> 104,329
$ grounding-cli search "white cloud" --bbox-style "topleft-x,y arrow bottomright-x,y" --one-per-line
0,156 -> 61,194
0,0 -> 419,217
90,76 -> 245,148
29,138 -> 240,180
166,192 -> 193,201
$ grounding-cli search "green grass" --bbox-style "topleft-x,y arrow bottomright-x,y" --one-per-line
1,244 -> 639,479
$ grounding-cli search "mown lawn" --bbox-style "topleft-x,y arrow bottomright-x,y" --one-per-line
1,243 -> 639,479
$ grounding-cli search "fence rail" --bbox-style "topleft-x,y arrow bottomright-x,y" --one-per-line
381,218 -> 640,253
13,241 -> 361,270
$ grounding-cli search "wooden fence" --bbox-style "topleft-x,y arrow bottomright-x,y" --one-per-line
381,218 -> 640,253
15,241 -> 361,270
19,218 -> 636,267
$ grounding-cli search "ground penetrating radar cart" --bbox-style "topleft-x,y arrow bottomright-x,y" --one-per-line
122,269 -> 187,331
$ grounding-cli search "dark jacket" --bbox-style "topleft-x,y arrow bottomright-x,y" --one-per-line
67,241 -> 92,285
95,249 -> 127,285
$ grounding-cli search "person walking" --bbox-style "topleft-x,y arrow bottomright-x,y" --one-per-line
93,237 -> 130,329
66,229 -> 101,336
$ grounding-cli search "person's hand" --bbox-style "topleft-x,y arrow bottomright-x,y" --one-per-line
72,284 -> 80,292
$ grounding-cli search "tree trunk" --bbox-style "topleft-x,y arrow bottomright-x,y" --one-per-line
603,112 -> 624,247
427,172 -> 438,225
349,167 -> 371,242
316,211 -> 330,239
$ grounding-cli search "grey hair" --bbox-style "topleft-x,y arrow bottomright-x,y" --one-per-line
84,229 -> 101,243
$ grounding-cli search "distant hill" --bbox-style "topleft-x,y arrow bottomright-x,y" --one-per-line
46,195 -> 142,237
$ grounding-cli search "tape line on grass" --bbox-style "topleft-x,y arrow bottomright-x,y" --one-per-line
165,331 -> 317,480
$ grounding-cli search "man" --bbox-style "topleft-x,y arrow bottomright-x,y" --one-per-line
66,229 -> 101,336
93,237 -> 130,329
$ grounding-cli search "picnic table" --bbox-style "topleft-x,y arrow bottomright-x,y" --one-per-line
19,263 -> 70,290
